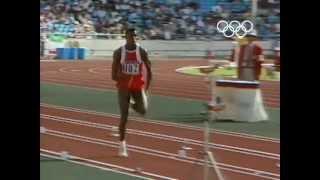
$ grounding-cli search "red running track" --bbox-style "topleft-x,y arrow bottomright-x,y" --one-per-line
40,60 -> 280,108
40,104 -> 280,180
40,60 -> 280,179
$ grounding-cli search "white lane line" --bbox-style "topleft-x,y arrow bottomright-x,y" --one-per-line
59,67 -> 82,73
42,135 -> 179,180
42,130 -> 279,180
88,67 -> 110,74
41,114 -> 279,159
40,152 -> 153,180
40,103 -> 280,142
59,67 -> 70,73
41,129 -> 279,179
88,68 -> 101,74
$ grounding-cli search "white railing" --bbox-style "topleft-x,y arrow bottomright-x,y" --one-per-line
41,31 -> 124,39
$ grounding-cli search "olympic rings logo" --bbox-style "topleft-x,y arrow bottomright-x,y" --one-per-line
216,20 -> 254,38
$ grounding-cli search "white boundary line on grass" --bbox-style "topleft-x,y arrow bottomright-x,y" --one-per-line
40,103 -> 280,142
40,152 -> 153,180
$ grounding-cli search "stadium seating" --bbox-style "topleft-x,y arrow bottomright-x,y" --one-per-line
40,0 -> 280,40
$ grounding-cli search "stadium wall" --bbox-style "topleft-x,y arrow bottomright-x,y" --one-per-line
44,39 -> 277,58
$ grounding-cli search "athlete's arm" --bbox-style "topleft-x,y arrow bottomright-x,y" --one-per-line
140,48 -> 152,90
112,48 -> 121,81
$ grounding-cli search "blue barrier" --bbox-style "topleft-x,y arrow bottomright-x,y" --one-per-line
56,48 -> 70,59
78,48 -> 86,60
56,48 -> 87,60
69,48 -> 77,60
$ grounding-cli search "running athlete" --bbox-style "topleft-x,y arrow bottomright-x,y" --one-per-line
112,28 -> 152,157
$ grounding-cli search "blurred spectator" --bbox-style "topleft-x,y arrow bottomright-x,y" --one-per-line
231,0 -> 247,13
40,0 -> 280,40
267,10 -> 280,24
212,5 -> 223,13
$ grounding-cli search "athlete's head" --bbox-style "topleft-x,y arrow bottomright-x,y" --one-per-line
125,28 -> 137,45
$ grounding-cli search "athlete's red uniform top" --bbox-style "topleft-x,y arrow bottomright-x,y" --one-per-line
117,45 -> 145,91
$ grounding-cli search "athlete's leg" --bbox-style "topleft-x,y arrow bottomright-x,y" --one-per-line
131,89 -> 148,115
118,89 -> 130,141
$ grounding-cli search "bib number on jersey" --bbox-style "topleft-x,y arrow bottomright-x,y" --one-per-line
121,63 -> 140,75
